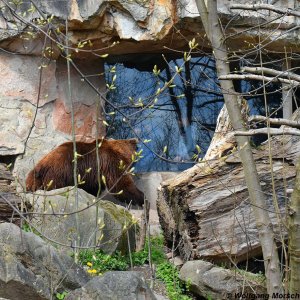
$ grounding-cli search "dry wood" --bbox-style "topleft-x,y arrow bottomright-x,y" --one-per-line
230,4 -> 300,18
135,199 -> 150,252
242,67 -> 300,83
0,163 -> 14,181
204,101 -> 249,161
289,159 -> 300,293
249,115 -> 300,129
158,126 -> 297,263
235,128 -> 300,136
219,74 -> 299,86
204,105 -> 235,161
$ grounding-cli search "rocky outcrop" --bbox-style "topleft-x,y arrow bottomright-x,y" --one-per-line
25,187 -> 136,253
0,222 -> 90,300
179,260 -> 266,300
0,0 -> 298,182
65,271 -> 157,300
0,222 -> 158,300
0,1 -> 299,56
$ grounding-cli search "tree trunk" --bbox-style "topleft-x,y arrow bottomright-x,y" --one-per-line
289,159 -> 300,293
195,0 -> 282,293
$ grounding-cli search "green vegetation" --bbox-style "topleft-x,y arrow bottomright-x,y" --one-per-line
21,222 -> 32,232
55,291 -> 68,300
78,235 -> 192,300
79,250 -> 129,274
236,269 -> 266,284
156,262 -> 192,300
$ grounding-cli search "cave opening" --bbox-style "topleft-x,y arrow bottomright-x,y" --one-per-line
103,54 -> 289,171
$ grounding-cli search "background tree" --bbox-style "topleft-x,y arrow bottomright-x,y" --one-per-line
195,0 -> 283,293
289,160 -> 300,293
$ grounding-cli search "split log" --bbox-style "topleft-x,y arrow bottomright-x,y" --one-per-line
204,99 -> 248,161
157,107 -> 300,264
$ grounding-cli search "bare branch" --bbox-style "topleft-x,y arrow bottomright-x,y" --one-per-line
242,67 -> 300,83
230,4 -> 300,18
249,115 -> 300,129
219,74 -> 300,86
235,128 -> 300,136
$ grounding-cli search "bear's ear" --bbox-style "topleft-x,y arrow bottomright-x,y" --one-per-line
126,138 -> 138,153
33,165 -> 41,178
107,138 -> 138,154
105,138 -> 139,165
121,139 -> 139,166
33,164 -> 45,179
120,139 -> 138,163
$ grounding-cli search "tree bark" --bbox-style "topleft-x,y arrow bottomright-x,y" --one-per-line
282,58 -> 293,120
195,0 -> 283,293
249,115 -> 300,129
157,110 -> 300,263
235,128 -> 300,136
289,159 -> 300,293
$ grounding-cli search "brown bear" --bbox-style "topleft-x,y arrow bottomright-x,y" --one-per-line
26,138 -> 144,206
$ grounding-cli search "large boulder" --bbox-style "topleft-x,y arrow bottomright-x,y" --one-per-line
0,222 -> 90,300
25,187 -> 136,253
65,271 -> 157,300
179,260 -> 266,300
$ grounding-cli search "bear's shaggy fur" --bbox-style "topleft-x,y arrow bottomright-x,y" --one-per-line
26,139 -> 144,206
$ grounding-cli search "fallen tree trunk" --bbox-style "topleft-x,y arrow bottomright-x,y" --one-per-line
157,109 -> 300,264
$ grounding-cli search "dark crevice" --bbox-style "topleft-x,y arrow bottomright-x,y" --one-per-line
0,154 -> 18,168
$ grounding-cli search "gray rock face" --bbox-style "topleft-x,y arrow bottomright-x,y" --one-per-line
26,187 -> 135,253
0,222 -> 90,300
1,0 -> 298,56
10,57 -> 106,184
179,260 -> 266,300
0,53 -> 57,156
0,1 -> 298,193
0,52 -> 106,184
65,271 -> 157,300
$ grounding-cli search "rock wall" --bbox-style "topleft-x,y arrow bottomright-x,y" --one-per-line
1,0 -> 300,56
0,0 -> 299,184
0,52 -> 106,181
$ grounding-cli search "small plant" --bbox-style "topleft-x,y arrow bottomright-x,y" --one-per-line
130,248 -> 148,266
21,222 -> 43,238
236,269 -> 266,284
55,291 -> 68,300
156,262 -> 192,300
21,222 -> 32,232
131,235 -> 166,266
78,235 -> 192,300
79,250 -> 129,274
